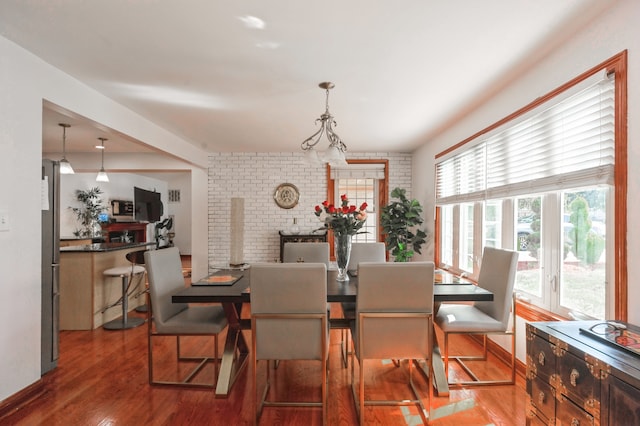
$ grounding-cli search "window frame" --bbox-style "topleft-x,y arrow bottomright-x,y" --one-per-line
434,51 -> 628,321
327,159 -> 389,258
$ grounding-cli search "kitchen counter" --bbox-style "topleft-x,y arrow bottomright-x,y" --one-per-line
60,237 -> 93,247
61,241 -> 155,252
60,242 -> 155,330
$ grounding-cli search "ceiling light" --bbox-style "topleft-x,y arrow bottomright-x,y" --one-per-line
300,82 -> 348,166
238,15 -> 265,29
58,123 -> 74,174
96,137 -> 109,182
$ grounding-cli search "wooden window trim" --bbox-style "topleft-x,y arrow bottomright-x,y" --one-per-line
326,159 -> 389,258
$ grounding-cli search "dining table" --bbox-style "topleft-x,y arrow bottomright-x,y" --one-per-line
172,267 -> 492,397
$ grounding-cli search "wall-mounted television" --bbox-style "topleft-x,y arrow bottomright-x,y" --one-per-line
134,186 -> 163,223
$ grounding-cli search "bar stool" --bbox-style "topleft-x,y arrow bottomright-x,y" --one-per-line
102,250 -> 147,330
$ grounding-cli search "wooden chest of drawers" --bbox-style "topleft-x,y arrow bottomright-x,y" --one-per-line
526,321 -> 640,425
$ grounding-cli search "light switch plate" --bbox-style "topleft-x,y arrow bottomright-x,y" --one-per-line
0,209 -> 9,231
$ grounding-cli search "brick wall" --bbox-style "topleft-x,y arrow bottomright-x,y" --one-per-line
207,151 -> 412,269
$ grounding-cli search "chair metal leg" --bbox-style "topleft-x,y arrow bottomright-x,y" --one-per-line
350,358 -> 431,425
440,292 -> 518,387
253,316 -> 328,425
444,330 -> 516,387
340,329 -> 351,368
359,358 -> 365,426
148,332 -> 222,388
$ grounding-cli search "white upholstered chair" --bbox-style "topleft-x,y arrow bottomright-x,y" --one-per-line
144,247 -> 228,388
251,263 -> 329,425
434,246 -> 519,386
350,261 -> 435,426
282,242 -> 330,268
281,241 -> 331,320
340,242 -> 386,367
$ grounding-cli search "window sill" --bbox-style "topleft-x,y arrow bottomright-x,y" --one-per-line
516,299 -> 568,322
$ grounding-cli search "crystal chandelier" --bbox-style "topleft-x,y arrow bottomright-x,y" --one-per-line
300,82 -> 348,166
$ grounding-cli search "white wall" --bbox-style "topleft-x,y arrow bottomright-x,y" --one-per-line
412,0 -> 640,359
59,173 -> 168,240
207,152 -> 413,268
164,173 -> 192,254
0,35 -> 208,402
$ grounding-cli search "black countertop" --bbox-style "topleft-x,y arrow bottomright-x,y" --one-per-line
60,241 -> 156,253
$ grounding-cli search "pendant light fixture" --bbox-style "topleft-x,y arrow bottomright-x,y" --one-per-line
58,123 -> 75,174
300,82 -> 348,166
96,137 -> 109,182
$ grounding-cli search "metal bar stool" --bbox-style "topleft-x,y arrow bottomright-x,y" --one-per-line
102,250 -> 147,330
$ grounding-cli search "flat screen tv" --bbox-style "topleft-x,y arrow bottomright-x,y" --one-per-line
134,186 -> 163,223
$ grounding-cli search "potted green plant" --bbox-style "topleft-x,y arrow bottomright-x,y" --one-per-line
380,187 -> 428,262
70,187 -> 106,238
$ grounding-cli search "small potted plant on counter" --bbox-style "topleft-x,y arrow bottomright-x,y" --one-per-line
70,187 -> 106,239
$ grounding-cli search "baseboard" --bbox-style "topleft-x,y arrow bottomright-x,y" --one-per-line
0,377 -> 46,421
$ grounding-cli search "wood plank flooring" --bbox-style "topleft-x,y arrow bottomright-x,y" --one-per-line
3,311 -> 527,425
3,256 -> 527,425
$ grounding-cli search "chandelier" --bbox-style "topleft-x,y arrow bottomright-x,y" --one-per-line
300,82 -> 348,166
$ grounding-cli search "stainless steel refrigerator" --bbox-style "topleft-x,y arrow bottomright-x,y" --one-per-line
41,159 -> 60,375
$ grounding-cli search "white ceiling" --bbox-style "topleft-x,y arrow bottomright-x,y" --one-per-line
0,0 -> 611,156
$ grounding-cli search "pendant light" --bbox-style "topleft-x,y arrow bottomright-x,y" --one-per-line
96,137 -> 109,182
300,82 -> 348,166
58,123 -> 74,174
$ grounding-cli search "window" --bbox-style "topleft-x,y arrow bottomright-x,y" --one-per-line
559,188 -> 608,319
484,200 -> 502,248
515,196 -> 543,299
327,160 -> 389,253
459,203 -> 475,273
336,178 -> 377,243
435,52 -> 627,320
440,205 -> 454,267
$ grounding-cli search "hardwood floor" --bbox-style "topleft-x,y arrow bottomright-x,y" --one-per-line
3,257 -> 527,425
3,316 -> 527,425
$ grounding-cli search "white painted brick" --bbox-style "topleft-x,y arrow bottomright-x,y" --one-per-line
207,151 -> 412,270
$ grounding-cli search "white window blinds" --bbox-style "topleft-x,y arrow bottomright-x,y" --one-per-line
435,143 -> 486,203
436,72 -> 615,204
330,163 -> 385,180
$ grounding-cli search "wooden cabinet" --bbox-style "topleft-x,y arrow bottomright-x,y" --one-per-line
60,239 -> 92,247
279,230 -> 327,262
603,374 -> 640,425
526,321 -> 640,425
101,222 -> 148,243
59,243 -> 152,330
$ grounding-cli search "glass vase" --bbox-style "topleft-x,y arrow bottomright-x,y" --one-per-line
334,232 -> 352,281
290,217 -> 300,235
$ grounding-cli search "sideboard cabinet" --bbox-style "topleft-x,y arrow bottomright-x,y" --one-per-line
526,321 -> 640,425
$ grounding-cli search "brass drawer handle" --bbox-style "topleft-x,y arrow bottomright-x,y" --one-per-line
538,352 -> 545,365
538,391 -> 546,404
571,418 -> 580,426
570,368 -> 580,386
